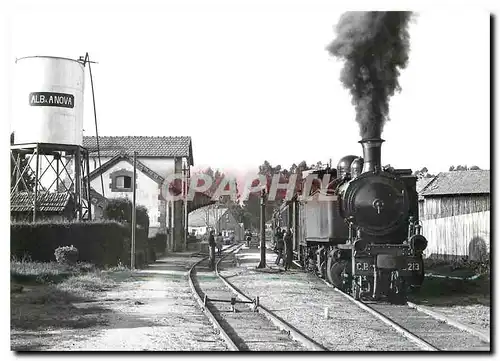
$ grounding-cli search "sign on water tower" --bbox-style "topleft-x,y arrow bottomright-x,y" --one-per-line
29,92 -> 75,108
13,56 -> 85,146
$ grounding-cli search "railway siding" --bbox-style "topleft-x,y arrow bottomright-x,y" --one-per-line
190,245 -> 310,351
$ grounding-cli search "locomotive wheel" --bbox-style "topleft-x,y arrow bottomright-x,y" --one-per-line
326,258 -> 347,289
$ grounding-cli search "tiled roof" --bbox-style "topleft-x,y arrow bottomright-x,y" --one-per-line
82,187 -> 108,206
420,170 -> 490,196
11,192 -> 71,213
83,136 -> 193,165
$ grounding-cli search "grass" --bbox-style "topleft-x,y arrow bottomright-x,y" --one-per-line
409,258 -> 491,307
11,259 -> 117,332
424,257 -> 490,278
11,257 -> 96,285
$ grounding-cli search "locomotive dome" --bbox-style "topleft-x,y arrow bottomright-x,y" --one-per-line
350,157 -> 364,178
336,155 -> 358,178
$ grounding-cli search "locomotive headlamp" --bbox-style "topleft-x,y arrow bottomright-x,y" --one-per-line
409,234 -> 428,252
354,239 -> 368,253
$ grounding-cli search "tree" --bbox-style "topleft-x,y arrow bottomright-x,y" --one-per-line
297,160 -> 311,174
10,132 -> 35,191
413,166 -> 435,179
449,165 -> 481,171
103,198 -> 150,235
194,167 -> 247,229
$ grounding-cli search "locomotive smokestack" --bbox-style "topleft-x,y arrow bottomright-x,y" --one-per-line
359,138 -> 384,173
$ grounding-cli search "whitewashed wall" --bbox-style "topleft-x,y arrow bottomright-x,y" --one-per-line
89,159 -> 162,230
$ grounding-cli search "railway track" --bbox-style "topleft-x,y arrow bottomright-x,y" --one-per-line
188,243 -> 327,351
320,279 -> 490,351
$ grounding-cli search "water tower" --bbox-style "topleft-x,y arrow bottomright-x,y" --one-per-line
10,56 -> 92,221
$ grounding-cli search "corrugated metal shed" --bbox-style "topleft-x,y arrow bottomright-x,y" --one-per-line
11,192 -> 71,213
83,136 -> 193,165
420,170 -> 490,196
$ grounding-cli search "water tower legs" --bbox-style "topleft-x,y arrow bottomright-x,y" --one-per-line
10,143 -> 92,222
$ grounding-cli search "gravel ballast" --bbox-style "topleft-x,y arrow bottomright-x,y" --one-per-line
220,248 -> 421,351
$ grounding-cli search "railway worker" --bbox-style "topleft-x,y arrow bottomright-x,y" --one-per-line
245,229 -> 252,247
274,227 -> 283,252
283,229 -> 293,271
275,231 -> 285,266
216,232 -> 223,256
208,230 -> 216,270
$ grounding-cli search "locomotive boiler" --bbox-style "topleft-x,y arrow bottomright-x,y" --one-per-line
274,138 -> 427,303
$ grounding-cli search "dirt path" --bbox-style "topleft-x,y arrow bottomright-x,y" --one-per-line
12,253 -> 228,351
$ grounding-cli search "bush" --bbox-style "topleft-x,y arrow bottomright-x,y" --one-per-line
103,198 -> 150,236
10,220 -> 143,267
54,245 -> 79,265
149,232 -> 167,252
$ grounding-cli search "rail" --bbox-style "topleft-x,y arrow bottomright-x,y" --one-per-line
187,243 -> 242,351
215,246 -> 328,351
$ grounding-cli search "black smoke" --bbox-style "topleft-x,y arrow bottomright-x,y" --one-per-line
327,11 -> 413,139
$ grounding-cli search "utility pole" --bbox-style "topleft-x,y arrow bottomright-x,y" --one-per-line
257,188 -> 267,268
131,151 -> 137,269
182,161 -> 189,250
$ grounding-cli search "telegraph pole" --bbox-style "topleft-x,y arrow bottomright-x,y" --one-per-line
182,162 -> 189,250
257,188 -> 267,268
131,151 -> 137,269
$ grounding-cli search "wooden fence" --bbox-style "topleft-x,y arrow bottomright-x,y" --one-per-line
422,210 -> 490,260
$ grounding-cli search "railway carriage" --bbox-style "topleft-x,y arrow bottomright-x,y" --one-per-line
274,138 -> 427,304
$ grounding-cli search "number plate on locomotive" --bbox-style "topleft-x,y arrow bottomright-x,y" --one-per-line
354,259 -> 373,275
356,262 -> 370,271
406,262 -> 420,271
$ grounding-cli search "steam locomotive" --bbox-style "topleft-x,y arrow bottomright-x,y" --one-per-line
273,138 -> 427,304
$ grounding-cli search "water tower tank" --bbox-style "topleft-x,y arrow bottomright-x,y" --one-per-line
13,56 -> 85,146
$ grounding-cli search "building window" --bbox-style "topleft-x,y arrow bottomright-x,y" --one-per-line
110,169 -> 134,192
116,176 -> 132,189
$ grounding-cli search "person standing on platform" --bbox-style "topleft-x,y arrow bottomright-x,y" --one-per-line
216,232 -> 223,256
208,230 -> 216,270
274,227 -> 282,252
245,229 -> 252,248
284,228 -> 293,271
275,230 -> 284,266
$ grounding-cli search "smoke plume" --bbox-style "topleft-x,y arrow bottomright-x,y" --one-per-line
327,11 -> 413,139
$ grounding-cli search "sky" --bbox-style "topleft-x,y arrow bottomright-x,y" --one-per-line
5,1 -> 491,178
